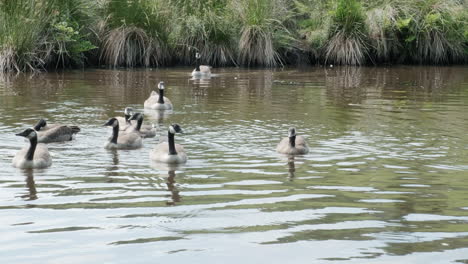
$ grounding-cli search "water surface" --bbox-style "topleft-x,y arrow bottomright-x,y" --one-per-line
0,66 -> 468,263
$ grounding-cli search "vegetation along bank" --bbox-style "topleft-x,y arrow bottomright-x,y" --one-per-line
0,0 -> 467,72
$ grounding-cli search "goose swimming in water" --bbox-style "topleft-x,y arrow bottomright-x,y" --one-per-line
276,127 -> 309,155
191,52 -> 211,78
150,124 -> 187,164
103,117 -> 143,149
12,128 -> 52,169
144,81 -> 173,110
128,112 -> 157,138
33,119 -> 80,143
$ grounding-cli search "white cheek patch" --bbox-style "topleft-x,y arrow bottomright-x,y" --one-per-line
113,119 -> 119,127
27,131 -> 36,139
169,126 -> 176,134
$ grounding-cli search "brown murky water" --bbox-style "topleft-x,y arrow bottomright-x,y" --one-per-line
0,66 -> 467,263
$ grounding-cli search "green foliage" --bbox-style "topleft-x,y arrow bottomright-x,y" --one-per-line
396,0 -> 467,63
366,4 -> 400,62
294,0 -> 332,61
1,0 -> 467,72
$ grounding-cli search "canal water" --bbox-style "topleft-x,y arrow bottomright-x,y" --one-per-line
0,66 -> 467,263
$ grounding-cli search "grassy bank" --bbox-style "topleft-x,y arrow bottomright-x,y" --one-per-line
0,0 -> 466,72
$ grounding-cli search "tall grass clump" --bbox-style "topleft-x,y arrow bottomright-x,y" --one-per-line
294,0 -> 333,63
325,0 -> 369,65
365,3 -> 401,62
169,0 -> 237,66
0,0 -> 52,72
234,0 -> 293,67
395,0 -> 467,64
100,0 -> 170,67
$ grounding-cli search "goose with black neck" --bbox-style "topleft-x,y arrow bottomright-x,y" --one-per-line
144,81 -> 173,110
276,127 -> 309,155
128,112 -> 156,138
191,52 -> 212,78
150,124 -> 187,164
12,128 -> 52,169
103,118 -> 143,149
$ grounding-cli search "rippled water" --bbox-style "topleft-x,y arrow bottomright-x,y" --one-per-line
0,66 -> 468,263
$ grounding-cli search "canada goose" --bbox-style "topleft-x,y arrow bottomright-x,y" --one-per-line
115,107 -> 136,131
103,117 -> 143,149
276,127 -> 309,155
144,81 -> 173,110
33,119 -> 80,143
191,52 -> 211,78
12,128 -> 52,169
150,124 -> 187,164
128,112 -> 157,138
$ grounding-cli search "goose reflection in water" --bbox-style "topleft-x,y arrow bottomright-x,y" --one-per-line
105,149 -> 120,181
144,108 -> 172,126
287,156 -> 296,180
21,169 -> 37,201
166,170 -> 180,206
151,162 -> 183,206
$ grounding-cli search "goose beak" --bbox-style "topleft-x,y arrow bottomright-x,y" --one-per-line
103,120 -> 113,126
15,131 -> 29,137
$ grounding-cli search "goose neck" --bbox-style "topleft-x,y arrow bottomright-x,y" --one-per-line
26,136 -> 38,161
136,117 -> 143,131
168,131 -> 177,155
111,125 -> 119,144
289,136 -> 296,148
158,89 -> 165,104
195,58 -> 200,72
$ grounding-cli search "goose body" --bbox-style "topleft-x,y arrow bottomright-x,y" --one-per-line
144,81 -> 173,110
34,119 -> 80,143
104,118 -> 142,149
276,127 -> 309,155
12,129 -> 52,169
150,124 -> 187,164
191,52 -> 211,78
129,112 -> 156,138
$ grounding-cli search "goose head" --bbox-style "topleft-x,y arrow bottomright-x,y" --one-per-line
288,127 -> 297,138
103,118 -> 119,127
158,81 -> 165,91
124,107 -> 134,122
33,119 -> 47,131
16,128 -> 37,139
169,124 -> 183,134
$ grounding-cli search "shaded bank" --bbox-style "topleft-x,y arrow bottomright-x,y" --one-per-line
0,0 -> 467,72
